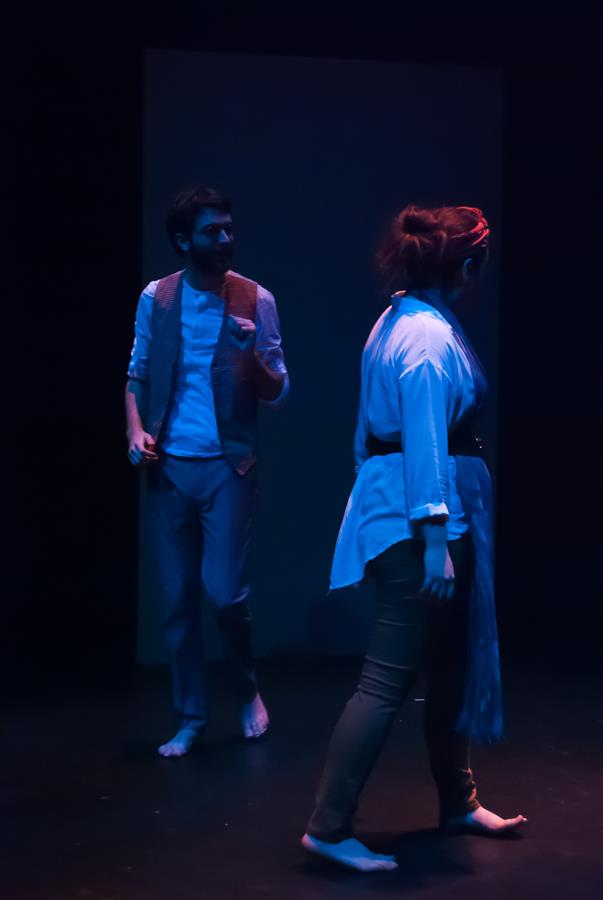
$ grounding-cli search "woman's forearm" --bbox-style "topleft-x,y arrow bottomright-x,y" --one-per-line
419,519 -> 449,544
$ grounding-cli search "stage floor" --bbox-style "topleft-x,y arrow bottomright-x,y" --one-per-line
3,658 -> 602,899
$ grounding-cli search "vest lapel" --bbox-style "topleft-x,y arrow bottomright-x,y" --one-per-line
211,272 -> 259,474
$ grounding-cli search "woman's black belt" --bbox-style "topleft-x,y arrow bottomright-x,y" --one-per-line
366,423 -> 484,458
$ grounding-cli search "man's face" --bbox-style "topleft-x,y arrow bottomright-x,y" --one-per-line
178,207 -> 234,274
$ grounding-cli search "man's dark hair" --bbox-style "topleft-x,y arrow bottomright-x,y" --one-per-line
165,186 -> 232,255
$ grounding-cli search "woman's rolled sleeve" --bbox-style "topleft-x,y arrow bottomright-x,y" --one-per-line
399,357 -> 452,524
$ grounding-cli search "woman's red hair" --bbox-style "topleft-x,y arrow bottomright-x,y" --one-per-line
378,205 -> 490,289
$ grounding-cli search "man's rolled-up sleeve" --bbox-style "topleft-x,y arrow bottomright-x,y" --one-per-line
256,288 -> 289,408
127,288 -> 154,383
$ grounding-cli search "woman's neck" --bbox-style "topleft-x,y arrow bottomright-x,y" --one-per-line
405,286 -> 466,332
407,286 -> 452,311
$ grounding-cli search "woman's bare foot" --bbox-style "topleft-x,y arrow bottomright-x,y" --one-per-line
442,805 -> 527,835
157,727 -> 201,758
301,834 -> 398,872
242,693 -> 269,739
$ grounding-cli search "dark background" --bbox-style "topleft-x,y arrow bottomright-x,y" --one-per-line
138,49 -> 502,664
5,3 -> 601,690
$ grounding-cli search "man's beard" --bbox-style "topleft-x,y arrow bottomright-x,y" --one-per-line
189,243 -> 234,274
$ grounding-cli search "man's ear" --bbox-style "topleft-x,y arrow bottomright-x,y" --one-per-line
175,232 -> 190,254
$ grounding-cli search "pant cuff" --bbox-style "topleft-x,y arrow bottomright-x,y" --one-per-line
437,767 -> 479,821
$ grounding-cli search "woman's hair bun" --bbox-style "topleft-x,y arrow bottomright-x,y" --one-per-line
378,203 -> 490,289
398,207 -> 438,236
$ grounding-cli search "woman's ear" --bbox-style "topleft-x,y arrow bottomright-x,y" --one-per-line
461,257 -> 474,283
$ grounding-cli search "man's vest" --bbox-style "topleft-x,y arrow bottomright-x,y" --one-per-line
147,270 -> 260,476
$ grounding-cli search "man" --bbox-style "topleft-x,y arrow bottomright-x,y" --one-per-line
125,186 -> 289,757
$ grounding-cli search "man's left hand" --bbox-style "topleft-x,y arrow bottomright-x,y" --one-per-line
227,315 -> 256,351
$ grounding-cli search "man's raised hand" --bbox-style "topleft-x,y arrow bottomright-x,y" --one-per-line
227,315 -> 256,351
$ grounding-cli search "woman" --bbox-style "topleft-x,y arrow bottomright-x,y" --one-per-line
301,205 -> 526,873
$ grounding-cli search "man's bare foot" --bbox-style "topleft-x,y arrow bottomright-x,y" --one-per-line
242,693 -> 269,739
301,834 -> 398,872
157,727 -> 201,758
442,805 -> 527,835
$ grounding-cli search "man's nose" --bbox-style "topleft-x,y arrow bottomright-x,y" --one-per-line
218,230 -> 232,244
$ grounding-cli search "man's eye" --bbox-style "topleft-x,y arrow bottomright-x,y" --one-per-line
205,226 -> 232,237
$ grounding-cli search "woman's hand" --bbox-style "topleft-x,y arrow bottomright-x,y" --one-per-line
420,521 -> 455,599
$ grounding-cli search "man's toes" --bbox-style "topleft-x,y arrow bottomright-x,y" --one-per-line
158,742 -> 185,758
244,718 -> 267,738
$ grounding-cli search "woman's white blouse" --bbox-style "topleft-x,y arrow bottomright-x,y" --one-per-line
330,294 -> 481,590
